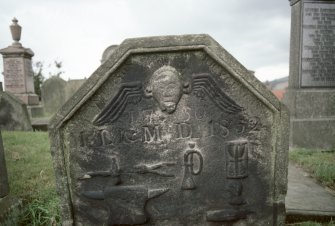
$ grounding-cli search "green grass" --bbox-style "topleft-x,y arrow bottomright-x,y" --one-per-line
2,131 -> 60,226
289,149 -> 335,190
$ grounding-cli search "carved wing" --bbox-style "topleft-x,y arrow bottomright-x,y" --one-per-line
93,82 -> 142,126
192,74 -> 243,114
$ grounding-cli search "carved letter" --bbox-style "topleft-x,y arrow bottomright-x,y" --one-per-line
175,123 -> 192,139
123,129 -> 141,143
143,126 -> 162,143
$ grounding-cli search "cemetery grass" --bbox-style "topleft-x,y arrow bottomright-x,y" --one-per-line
3,131 -> 60,226
2,131 -> 334,226
289,149 -> 335,190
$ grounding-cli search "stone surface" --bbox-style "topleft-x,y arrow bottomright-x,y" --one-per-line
31,117 -> 50,131
42,77 -> 86,115
42,76 -> 67,114
65,79 -> 86,101
49,34 -> 289,226
101,45 -> 119,64
27,105 -> 44,118
0,91 -> 32,131
0,195 -> 22,225
286,162 -> 335,222
300,1 -> 335,87
284,0 -> 335,149
0,131 -> 9,198
0,18 -> 39,106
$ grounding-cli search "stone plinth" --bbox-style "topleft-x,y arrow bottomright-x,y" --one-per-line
49,34 -> 289,225
284,0 -> 335,149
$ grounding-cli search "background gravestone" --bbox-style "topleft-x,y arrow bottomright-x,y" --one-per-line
42,76 -> 67,114
49,35 -> 289,226
0,89 -> 32,131
65,79 -> 86,102
284,0 -> 335,149
101,45 -> 118,64
42,77 -> 86,115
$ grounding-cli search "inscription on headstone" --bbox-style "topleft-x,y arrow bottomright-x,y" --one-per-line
285,0 -> 335,149
301,1 -> 335,87
49,35 -> 289,225
3,58 -> 25,93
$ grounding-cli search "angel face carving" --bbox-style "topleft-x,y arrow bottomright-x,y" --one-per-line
146,66 -> 188,113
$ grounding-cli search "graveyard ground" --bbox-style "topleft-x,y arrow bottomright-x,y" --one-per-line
3,131 -> 59,225
1,131 -> 334,226
289,149 -> 335,190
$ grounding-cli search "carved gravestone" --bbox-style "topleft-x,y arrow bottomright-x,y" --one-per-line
49,35 -> 289,225
284,0 -> 335,149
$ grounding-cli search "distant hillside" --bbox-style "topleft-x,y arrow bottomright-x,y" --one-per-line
264,76 -> 288,90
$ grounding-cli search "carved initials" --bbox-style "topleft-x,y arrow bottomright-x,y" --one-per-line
175,123 -> 192,139
143,126 -> 162,143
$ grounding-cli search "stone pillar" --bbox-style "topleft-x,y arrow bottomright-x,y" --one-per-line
0,131 -> 9,198
284,0 -> 335,149
0,18 -> 39,106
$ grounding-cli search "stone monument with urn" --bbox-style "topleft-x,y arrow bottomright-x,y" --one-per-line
0,18 -> 39,107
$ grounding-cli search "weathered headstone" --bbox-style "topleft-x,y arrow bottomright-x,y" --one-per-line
0,90 -> 32,131
65,79 -> 86,101
284,0 -> 335,149
0,18 -> 39,106
49,35 -> 289,225
101,45 -> 119,64
41,77 -> 86,115
42,76 -> 67,114
0,131 -> 9,198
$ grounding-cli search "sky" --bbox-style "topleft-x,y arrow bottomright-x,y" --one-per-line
0,0 -> 291,84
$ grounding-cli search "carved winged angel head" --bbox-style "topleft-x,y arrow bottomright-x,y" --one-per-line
145,66 -> 189,113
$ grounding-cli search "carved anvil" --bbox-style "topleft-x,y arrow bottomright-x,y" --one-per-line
83,185 -> 168,225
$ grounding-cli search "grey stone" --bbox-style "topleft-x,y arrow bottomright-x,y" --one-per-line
65,79 -> 86,101
49,34 -> 289,226
0,131 -> 9,198
286,162 -> 335,222
42,76 -> 67,114
41,77 -> 86,115
101,45 -> 119,64
0,195 -> 22,225
284,0 -> 335,149
0,91 -> 32,131
0,18 -> 39,106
